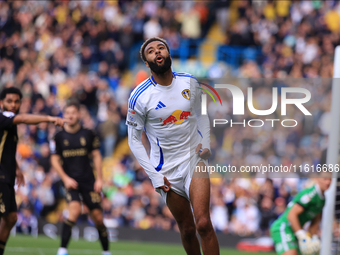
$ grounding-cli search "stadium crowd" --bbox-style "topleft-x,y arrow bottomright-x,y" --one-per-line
0,0 -> 339,238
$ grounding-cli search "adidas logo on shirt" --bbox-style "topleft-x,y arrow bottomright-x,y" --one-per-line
155,101 -> 166,110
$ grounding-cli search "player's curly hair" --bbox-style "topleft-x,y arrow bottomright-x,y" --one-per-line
0,87 -> 22,100
140,37 -> 170,62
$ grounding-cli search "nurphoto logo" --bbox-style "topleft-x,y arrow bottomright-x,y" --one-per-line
200,84 -> 312,128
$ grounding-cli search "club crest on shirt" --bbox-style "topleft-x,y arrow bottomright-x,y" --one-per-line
64,139 -> 69,146
80,137 -> 86,146
300,194 -> 311,204
181,89 -> 190,100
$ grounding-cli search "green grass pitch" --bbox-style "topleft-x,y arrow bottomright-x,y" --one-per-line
5,235 -> 276,255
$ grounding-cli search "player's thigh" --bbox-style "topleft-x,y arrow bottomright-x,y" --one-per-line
81,188 -> 102,212
65,189 -> 82,221
0,184 -> 17,218
271,229 -> 298,255
68,201 -> 81,221
166,190 -> 196,229
189,162 -> 210,218
65,188 -> 81,204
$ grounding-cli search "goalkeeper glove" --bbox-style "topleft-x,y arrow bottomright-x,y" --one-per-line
310,235 -> 320,253
295,230 -> 314,255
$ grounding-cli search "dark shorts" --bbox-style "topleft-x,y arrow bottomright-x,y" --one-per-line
0,183 -> 17,216
64,181 -> 102,211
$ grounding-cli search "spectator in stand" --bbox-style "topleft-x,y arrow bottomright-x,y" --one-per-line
258,196 -> 277,236
0,0 -> 337,238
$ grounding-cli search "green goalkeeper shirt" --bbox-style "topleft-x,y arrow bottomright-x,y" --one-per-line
271,184 -> 325,232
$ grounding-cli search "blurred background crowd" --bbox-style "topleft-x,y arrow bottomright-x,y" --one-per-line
0,0 -> 339,238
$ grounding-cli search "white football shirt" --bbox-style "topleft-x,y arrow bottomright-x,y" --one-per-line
126,72 -> 209,178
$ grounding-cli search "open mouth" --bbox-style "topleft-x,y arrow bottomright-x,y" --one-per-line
156,56 -> 164,63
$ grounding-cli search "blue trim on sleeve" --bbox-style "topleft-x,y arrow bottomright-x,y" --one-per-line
128,80 -> 152,109
155,138 -> 164,172
128,79 -> 151,108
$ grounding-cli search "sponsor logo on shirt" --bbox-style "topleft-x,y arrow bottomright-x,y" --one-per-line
127,121 -> 137,127
62,148 -> 88,157
160,110 -> 191,126
155,101 -> 166,110
128,108 -> 136,122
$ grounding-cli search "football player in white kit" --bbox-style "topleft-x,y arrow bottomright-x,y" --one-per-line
126,37 -> 219,254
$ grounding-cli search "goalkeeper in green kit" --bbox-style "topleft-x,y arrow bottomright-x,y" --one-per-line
270,174 -> 332,255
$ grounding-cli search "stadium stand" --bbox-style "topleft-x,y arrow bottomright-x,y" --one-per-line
0,0 -> 338,242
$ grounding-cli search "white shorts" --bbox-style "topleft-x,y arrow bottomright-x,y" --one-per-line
156,153 -> 208,204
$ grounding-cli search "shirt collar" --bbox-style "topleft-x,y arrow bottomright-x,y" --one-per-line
315,183 -> 324,199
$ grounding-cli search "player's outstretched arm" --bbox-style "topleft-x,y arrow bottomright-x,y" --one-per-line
128,126 -> 167,191
288,204 -> 314,255
13,114 -> 65,127
51,154 -> 78,189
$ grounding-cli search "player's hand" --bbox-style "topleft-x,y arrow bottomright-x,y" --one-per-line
295,230 -> 314,255
15,170 -> 25,187
156,177 -> 171,193
64,176 -> 78,190
310,235 -> 320,253
49,116 -> 67,127
94,179 -> 103,193
195,143 -> 211,160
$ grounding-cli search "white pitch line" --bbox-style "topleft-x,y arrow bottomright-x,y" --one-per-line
6,247 -> 148,255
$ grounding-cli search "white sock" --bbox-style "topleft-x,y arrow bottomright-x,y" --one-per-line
57,247 -> 68,254
102,251 -> 111,255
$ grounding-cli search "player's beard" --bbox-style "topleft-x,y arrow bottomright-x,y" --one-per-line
68,118 -> 80,127
147,55 -> 172,75
3,105 -> 19,114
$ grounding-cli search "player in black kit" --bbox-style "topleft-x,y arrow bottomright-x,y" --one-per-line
51,101 -> 110,255
0,87 -> 65,255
